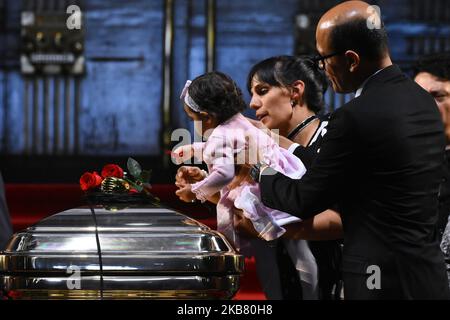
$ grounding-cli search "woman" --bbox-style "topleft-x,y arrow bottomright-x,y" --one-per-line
244,55 -> 343,300
175,56 -> 343,299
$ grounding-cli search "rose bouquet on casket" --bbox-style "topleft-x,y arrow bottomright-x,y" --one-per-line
79,157 -> 158,204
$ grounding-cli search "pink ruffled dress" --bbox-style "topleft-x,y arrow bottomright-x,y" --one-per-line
189,113 -> 303,240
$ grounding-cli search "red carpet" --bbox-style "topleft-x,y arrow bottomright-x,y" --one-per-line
4,183 -> 266,300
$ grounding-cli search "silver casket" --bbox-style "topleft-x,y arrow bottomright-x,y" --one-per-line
0,204 -> 244,299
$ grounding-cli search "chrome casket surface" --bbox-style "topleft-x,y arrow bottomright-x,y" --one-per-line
0,205 -> 243,300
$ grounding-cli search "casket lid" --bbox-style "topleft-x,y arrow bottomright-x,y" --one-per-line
0,204 -> 243,275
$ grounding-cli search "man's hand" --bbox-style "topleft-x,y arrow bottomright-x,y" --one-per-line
175,184 -> 197,203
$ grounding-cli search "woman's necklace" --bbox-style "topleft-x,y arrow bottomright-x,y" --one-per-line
287,115 -> 318,140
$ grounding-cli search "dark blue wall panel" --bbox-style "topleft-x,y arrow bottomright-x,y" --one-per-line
215,0 -> 298,105
80,0 -> 164,155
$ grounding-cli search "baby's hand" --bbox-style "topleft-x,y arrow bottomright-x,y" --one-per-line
175,166 -> 206,188
171,145 -> 195,165
175,184 -> 197,203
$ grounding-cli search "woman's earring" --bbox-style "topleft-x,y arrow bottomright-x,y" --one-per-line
290,100 -> 297,107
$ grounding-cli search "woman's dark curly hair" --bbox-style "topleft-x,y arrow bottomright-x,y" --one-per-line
246,55 -> 329,114
188,71 -> 247,124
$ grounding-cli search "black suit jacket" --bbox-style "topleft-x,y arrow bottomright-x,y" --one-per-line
260,65 -> 450,299
0,172 -> 12,250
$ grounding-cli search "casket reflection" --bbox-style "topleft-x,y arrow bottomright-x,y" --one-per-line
0,205 -> 243,299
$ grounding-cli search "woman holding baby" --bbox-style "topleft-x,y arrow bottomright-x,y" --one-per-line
174,55 -> 343,300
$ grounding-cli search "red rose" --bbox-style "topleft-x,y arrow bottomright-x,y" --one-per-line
79,171 -> 103,191
101,164 -> 124,179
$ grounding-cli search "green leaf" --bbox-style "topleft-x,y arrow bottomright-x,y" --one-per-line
127,157 -> 142,178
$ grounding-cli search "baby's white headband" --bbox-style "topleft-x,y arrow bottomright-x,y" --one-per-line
180,80 -> 202,112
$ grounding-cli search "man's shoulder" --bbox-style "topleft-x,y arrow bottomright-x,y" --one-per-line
345,77 -> 436,116
330,101 -> 358,121
337,83 -> 401,116
339,90 -> 381,112
328,94 -> 383,132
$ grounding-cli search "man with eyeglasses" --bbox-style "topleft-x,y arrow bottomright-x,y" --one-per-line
252,1 -> 450,299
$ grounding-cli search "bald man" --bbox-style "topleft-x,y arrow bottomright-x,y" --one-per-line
255,1 -> 450,299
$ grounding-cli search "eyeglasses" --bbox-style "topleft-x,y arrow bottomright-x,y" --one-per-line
312,51 -> 344,70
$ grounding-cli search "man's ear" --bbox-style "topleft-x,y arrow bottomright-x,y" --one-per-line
291,80 -> 305,105
345,50 -> 360,73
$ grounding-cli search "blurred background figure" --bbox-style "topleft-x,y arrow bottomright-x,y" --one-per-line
414,52 -> 450,287
414,52 -> 450,143
0,172 -> 12,250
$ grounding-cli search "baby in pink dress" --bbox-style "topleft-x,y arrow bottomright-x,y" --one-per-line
174,72 -> 317,293
178,113 -> 305,244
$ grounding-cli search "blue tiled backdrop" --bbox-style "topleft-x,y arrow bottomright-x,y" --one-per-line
1,0 -> 449,157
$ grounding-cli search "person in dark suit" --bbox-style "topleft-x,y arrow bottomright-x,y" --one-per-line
252,1 -> 450,299
0,171 -> 12,250
414,52 -> 450,241
414,52 -> 450,289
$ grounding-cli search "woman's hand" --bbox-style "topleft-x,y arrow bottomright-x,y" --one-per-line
233,207 -> 344,241
282,209 -> 343,240
175,184 -> 197,203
